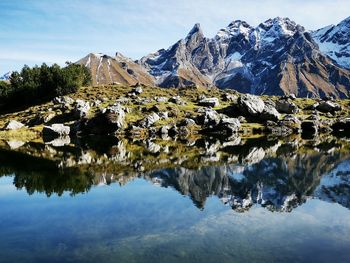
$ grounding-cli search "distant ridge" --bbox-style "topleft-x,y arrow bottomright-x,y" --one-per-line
77,16 -> 350,98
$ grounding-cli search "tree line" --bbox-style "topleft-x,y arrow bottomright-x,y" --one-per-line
0,63 -> 91,111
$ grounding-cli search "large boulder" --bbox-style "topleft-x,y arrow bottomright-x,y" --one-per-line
74,99 -> 91,118
198,97 -> 220,108
196,108 -> 221,127
4,120 -> 25,130
316,101 -> 341,113
238,94 -> 265,116
275,99 -> 298,114
261,102 -> 281,122
220,117 -> 241,134
53,96 -> 74,109
102,104 -> 127,128
201,116 -> 241,135
139,112 -> 160,128
84,106 -> 126,135
43,124 -> 70,138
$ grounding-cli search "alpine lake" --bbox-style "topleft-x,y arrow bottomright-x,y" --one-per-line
0,133 -> 350,263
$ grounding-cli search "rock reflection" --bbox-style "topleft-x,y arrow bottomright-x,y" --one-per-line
0,135 -> 350,212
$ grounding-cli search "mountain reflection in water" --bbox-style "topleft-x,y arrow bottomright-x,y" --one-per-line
1,135 -> 349,213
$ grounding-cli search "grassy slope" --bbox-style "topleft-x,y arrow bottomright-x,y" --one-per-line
0,84 -> 349,141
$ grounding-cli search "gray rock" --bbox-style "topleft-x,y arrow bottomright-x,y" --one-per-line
74,99 -> 91,118
261,103 -> 281,122
6,140 -> 26,149
5,120 -> 25,130
160,125 -> 171,135
43,124 -> 70,138
159,111 -> 169,120
196,108 -> 221,126
179,118 -> 196,127
155,96 -> 168,103
275,99 -> 298,114
140,112 -> 160,128
198,97 -> 220,108
53,96 -> 74,109
84,105 -> 126,135
133,86 -> 143,95
170,96 -> 186,105
222,93 -> 237,102
220,117 -> 241,134
238,94 -> 265,116
316,101 -> 341,113
31,112 -> 56,125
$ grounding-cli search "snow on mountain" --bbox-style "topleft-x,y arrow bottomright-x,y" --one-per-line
314,159 -> 350,209
77,16 -> 350,98
312,16 -> 350,69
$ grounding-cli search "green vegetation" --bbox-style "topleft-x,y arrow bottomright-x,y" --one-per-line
0,63 -> 91,111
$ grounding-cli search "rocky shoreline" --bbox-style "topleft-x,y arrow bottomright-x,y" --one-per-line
0,85 -> 350,143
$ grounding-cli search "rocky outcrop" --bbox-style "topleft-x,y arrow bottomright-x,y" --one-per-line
316,101 -> 341,113
43,124 -> 70,138
275,99 -> 298,114
84,105 -> 126,135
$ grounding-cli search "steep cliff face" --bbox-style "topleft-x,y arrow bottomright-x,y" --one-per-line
312,16 -> 350,69
138,24 -> 212,88
77,17 -> 350,98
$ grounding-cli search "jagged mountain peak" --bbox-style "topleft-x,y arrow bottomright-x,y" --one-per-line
216,20 -> 253,40
311,16 -> 350,69
77,16 -> 350,98
257,17 -> 304,39
187,23 -> 202,36
185,23 -> 205,44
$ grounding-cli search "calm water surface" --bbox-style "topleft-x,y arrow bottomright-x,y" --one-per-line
0,136 -> 349,263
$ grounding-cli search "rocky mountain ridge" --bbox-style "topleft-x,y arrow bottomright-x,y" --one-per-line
77,17 -> 350,98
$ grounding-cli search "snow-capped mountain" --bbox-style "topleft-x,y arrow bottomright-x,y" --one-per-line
0,71 -> 12,81
314,159 -> 350,209
77,16 -> 350,98
138,23 -> 212,88
312,16 -> 350,69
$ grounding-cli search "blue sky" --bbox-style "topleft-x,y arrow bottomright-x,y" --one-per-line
0,0 -> 349,75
